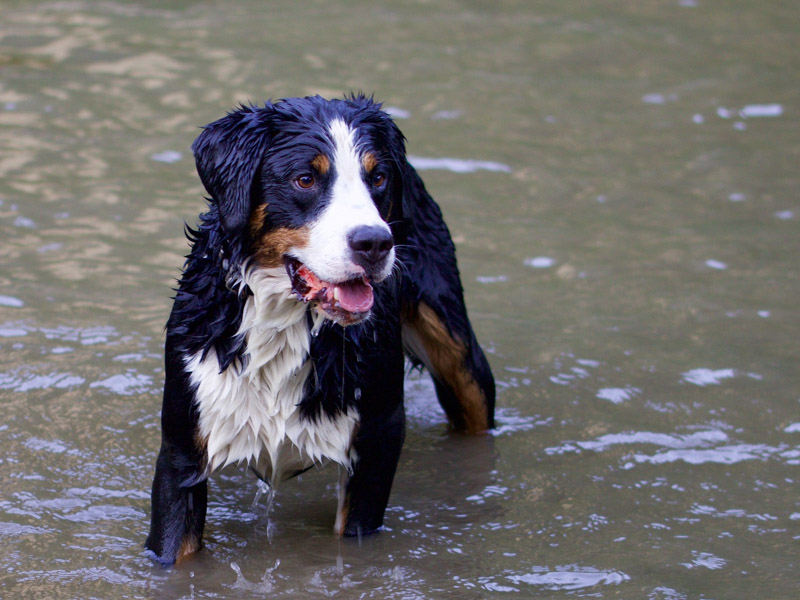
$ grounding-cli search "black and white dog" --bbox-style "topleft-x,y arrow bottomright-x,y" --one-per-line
146,95 -> 495,565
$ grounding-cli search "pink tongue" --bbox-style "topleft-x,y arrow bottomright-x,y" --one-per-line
335,279 -> 374,312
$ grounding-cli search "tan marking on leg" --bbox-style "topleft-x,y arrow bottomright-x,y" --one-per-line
408,303 -> 489,433
194,425 -> 209,453
334,465 -> 352,536
362,151 -> 378,173
175,533 -> 201,564
312,153 -> 330,175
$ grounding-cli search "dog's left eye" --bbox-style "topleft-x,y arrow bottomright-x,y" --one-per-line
371,173 -> 386,189
295,174 -> 315,189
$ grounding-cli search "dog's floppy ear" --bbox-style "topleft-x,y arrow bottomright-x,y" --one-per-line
378,112 -> 411,245
191,104 -> 272,233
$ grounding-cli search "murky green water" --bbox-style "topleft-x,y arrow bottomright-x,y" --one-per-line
1,1 -> 798,598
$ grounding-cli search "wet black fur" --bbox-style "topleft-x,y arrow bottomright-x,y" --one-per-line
146,95 -> 495,565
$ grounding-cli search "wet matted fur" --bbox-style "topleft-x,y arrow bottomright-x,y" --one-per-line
146,95 -> 495,565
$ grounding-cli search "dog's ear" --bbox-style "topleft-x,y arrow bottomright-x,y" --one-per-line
191,105 -> 272,233
378,113 -> 410,245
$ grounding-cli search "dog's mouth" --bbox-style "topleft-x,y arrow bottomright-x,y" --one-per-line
284,257 -> 373,325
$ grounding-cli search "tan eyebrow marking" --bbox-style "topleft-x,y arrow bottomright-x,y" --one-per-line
362,151 -> 378,173
311,154 -> 330,175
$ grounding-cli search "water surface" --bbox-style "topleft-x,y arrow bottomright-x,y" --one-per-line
1,1 -> 798,598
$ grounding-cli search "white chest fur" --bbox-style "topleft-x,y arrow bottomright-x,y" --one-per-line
185,267 -> 358,483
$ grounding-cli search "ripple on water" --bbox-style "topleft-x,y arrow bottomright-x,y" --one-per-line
633,442 -> 799,466
407,155 -> 512,173
0,295 -> 25,308
58,504 -> 144,524
738,103 -> 783,118
705,259 -> 728,270
466,484 -> 509,505
23,437 -> 76,455
89,372 -> 154,395
689,503 -> 779,523
546,429 -> 729,456
0,522 -> 52,537
476,274 -> 508,284
523,256 -> 556,269
681,368 -> 735,386
547,427 -> 800,467
596,386 -> 641,404
39,324 -> 119,345
468,565 -> 630,593
0,326 -> 29,337
489,409 -> 545,437
680,551 -> 727,570
0,371 -> 86,392
150,150 -> 182,163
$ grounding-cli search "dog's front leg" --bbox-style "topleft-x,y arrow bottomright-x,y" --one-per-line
146,347 -> 208,566
336,401 -> 405,537
146,443 -> 208,565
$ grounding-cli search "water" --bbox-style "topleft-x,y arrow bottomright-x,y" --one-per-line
1,1 -> 798,598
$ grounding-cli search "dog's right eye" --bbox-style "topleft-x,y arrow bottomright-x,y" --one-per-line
295,174 -> 315,189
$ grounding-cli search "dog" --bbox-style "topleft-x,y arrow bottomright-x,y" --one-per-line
146,94 -> 495,565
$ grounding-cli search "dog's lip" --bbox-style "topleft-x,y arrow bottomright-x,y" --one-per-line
284,257 -> 374,322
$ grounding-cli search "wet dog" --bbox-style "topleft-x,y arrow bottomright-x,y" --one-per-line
146,95 -> 495,565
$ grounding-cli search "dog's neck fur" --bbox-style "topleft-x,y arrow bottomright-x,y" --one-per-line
186,266 -> 358,483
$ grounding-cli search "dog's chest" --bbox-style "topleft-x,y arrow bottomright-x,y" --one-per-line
185,270 -> 358,482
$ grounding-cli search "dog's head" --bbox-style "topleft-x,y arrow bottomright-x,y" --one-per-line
192,95 -> 407,326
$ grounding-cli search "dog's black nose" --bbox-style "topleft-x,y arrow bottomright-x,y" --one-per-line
348,225 -> 394,270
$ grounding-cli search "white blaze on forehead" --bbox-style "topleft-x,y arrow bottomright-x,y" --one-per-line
328,118 -> 364,186
290,118 -> 394,283
328,118 -> 383,221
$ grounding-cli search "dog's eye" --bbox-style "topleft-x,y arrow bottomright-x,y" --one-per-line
295,174 -> 315,189
371,173 -> 386,189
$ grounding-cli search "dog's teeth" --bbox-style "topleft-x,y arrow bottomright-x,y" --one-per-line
333,287 -> 340,302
